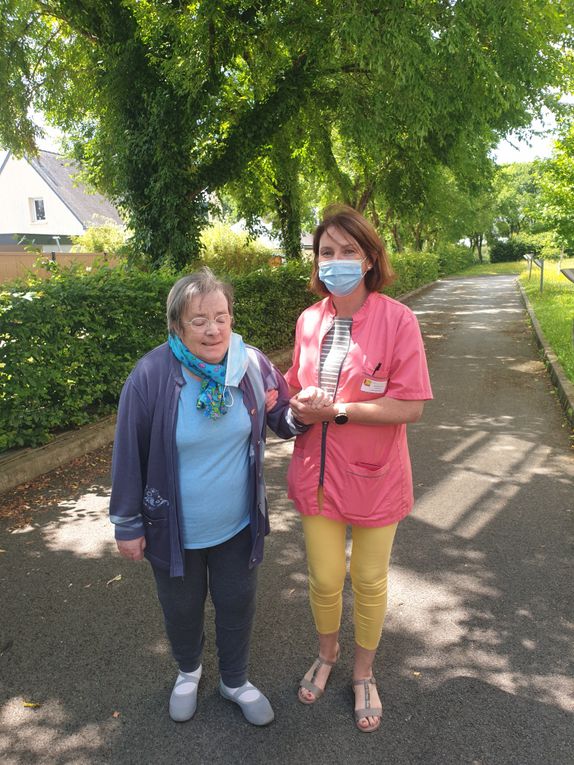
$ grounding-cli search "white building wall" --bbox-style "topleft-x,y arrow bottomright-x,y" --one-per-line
0,155 -> 84,237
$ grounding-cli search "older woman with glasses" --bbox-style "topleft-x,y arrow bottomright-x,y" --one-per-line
109,267 -> 303,727
286,205 -> 432,732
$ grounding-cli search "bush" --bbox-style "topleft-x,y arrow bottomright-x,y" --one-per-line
435,243 -> 475,275
233,261 -> 313,351
71,219 -> 128,254
387,250 -> 440,297
516,231 -> 563,260
490,232 -> 566,263
199,223 -> 275,275
489,237 -> 537,262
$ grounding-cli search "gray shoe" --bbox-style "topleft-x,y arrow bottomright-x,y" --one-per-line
169,666 -> 202,722
219,680 -> 274,726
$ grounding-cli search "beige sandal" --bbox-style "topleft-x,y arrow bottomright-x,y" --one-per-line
353,676 -> 382,732
298,647 -> 340,705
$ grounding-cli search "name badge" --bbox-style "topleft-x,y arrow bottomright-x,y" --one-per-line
361,377 -> 387,393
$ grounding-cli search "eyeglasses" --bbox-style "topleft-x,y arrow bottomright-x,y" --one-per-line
183,313 -> 232,332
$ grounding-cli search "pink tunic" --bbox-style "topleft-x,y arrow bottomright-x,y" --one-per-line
285,291 -> 433,527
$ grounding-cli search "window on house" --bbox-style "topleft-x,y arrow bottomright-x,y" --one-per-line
30,198 -> 46,222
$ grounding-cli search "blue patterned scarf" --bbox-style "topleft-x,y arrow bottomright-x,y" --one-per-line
168,334 -> 229,419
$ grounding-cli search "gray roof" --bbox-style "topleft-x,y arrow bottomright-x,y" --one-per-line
28,150 -> 123,228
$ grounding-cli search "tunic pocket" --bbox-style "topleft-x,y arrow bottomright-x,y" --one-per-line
339,461 -> 391,521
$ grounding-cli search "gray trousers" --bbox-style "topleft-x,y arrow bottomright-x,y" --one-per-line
152,525 -> 257,687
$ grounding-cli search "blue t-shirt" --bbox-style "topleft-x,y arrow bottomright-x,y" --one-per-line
176,371 -> 251,548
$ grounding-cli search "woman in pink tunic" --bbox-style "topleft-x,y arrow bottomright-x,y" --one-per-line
286,205 -> 432,732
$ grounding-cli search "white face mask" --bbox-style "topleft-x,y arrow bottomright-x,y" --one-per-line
318,259 -> 366,296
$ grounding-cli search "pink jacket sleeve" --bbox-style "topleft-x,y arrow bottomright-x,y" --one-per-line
385,311 -> 433,401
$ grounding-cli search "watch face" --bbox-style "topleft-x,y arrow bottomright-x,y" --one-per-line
334,412 -> 349,425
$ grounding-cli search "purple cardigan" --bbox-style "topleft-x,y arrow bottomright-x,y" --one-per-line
109,342 -> 300,577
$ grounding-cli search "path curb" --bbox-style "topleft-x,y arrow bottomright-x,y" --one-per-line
517,280 -> 574,429
0,415 -> 117,494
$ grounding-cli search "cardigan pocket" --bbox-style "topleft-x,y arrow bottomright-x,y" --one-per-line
142,510 -> 169,555
339,461 -> 391,521
143,486 -> 169,518
142,485 -> 170,551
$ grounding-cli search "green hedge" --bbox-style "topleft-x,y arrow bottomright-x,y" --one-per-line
0,243 -> 472,452
434,243 -> 476,275
232,262 -> 313,350
0,268 -> 172,450
491,232 -> 567,262
0,262 -> 314,451
490,237 -> 537,262
388,250 -> 440,296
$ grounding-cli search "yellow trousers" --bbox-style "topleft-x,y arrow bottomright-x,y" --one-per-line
301,515 -> 398,650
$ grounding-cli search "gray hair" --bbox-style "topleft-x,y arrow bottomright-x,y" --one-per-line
166,267 -> 234,335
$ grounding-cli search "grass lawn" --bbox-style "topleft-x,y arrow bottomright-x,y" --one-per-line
451,260 -> 529,277
519,257 -> 574,384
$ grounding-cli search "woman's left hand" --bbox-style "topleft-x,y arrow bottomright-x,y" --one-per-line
290,396 -> 335,425
265,388 -> 279,412
296,386 -> 333,409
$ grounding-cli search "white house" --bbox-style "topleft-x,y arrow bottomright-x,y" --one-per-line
0,149 -> 123,253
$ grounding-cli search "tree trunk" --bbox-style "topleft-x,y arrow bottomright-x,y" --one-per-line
470,233 -> 484,263
412,223 -> 423,251
317,126 -> 354,205
357,182 -> 374,214
384,207 -> 403,252
392,223 -> 403,252
271,135 -> 302,260
276,194 -> 302,260
369,201 -> 381,230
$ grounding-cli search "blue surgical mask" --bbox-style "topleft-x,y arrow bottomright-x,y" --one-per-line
318,259 -> 366,297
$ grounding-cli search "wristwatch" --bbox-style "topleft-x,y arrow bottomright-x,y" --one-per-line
333,403 -> 349,425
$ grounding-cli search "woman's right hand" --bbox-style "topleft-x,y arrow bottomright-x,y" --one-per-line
116,537 -> 146,561
265,388 -> 279,412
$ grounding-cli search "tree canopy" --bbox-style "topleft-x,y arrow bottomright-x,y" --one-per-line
492,162 -> 544,237
1,0 -> 573,266
537,112 -> 574,247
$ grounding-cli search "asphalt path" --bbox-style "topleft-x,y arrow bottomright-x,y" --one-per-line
1,275 -> 573,764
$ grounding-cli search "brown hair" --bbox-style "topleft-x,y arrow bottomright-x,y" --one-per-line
310,204 -> 395,297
